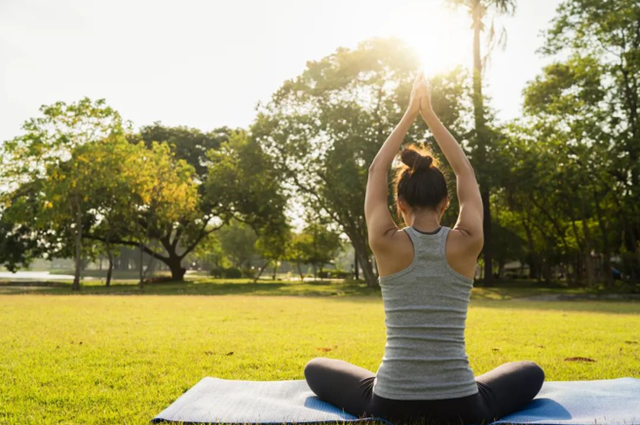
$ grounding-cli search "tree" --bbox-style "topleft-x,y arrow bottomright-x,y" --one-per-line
83,138 -> 144,287
127,141 -> 199,287
119,124 -> 232,281
286,231 -> 313,281
41,143 -> 98,290
81,139 -> 201,285
302,221 -> 343,280
449,0 -> 517,282
253,38 -> 471,287
1,100 -> 288,284
135,123 -> 231,179
255,227 -> 291,281
217,220 -> 258,269
0,98 -> 124,290
30,135 -> 197,290
206,131 -> 289,279
0,185 -> 48,272
492,52 -> 627,285
540,0 -> 640,280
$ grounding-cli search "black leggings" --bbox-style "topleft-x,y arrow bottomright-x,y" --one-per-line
304,358 -> 545,425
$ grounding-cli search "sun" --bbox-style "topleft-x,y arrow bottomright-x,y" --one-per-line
375,0 -> 472,77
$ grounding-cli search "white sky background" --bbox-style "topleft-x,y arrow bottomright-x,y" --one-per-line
0,0 -> 561,144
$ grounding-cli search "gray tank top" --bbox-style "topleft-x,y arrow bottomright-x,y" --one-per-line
372,225 -> 478,400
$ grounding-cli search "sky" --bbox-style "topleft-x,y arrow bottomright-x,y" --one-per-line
0,0 -> 561,144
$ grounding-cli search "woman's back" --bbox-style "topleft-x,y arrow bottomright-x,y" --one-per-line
372,225 -> 478,400
304,74 -> 544,425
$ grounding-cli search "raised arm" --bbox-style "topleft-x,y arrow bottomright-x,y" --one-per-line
365,74 -> 424,248
419,82 -> 484,243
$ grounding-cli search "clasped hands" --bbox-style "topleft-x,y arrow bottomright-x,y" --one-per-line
407,72 -> 434,119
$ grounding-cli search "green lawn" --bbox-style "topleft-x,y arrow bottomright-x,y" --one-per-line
2,276 -> 633,299
1,280 -> 639,424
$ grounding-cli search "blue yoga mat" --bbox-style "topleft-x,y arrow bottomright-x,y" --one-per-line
152,377 -> 640,425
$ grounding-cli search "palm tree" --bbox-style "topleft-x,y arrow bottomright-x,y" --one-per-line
449,0 -> 516,282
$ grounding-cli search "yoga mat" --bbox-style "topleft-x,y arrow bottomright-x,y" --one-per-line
152,377 -> 640,425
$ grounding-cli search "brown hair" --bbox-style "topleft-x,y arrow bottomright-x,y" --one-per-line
394,143 -> 448,216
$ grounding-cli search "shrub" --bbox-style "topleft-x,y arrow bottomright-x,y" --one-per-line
317,269 -> 352,279
332,269 -> 352,279
143,276 -> 174,284
209,267 -> 243,279
241,268 -> 256,278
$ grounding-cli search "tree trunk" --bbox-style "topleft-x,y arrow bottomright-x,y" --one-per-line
593,190 -> 613,287
577,199 -> 595,286
529,254 -> 540,281
627,221 -> 640,281
481,189 -> 493,282
356,249 -> 378,288
498,258 -> 505,279
139,241 -> 144,289
253,260 -> 270,283
167,254 -> 187,281
542,259 -> 552,284
296,262 -> 304,281
573,255 -> 582,287
72,201 -> 82,292
106,240 -> 113,288
351,235 -> 378,287
354,248 -> 359,280
522,219 -> 537,280
472,14 -> 493,284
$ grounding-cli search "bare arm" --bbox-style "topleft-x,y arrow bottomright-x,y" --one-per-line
365,74 -> 423,248
419,85 -> 484,243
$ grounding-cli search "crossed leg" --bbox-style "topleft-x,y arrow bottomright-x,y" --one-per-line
304,357 -> 375,417
304,357 -> 545,423
474,360 -> 545,419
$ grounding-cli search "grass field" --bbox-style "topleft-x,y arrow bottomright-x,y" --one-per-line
1,279 -> 639,424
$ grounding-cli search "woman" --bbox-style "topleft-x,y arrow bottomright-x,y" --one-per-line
304,73 -> 545,425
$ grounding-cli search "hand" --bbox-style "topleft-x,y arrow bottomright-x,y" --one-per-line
407,73 -> 425,117
419,76 -> 434,117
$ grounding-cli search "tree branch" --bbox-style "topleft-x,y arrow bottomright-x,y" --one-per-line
84,233 -> 170,262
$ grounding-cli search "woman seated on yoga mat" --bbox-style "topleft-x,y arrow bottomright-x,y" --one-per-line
304,73 -> 545,425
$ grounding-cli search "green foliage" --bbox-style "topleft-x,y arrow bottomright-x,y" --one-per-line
0,99 -> 126,288
491,0 -> 640,284
0,98 -> 124,184
206,131 -> 288,232
0,103 -> 288,285
284,219 -> 343,279
133,123 -> 232,180
253,38 -> 472,287
216,221 -> 258,269
2,10 -> 637,289
209,266 -> 243,279
0,197 -> 44,272
317,269 -> 352,279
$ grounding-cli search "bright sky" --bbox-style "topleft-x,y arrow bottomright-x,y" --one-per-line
0,0 -> 561,144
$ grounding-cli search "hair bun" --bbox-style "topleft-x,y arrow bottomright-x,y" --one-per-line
400,148 -> 433,171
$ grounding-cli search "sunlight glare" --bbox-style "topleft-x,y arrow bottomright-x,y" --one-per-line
374,0 -> 471,77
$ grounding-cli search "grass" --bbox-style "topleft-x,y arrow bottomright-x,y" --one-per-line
2,276 -> 632,298
0,278 -> 382,297
1,279 -> 639,424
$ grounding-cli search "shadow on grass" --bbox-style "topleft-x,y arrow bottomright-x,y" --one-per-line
1,278 -> 639,315
0,278 -> 381,297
